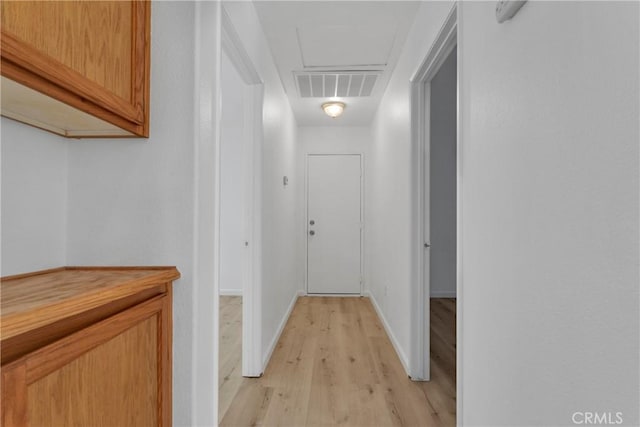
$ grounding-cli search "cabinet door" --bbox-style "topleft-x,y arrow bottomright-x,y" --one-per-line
0,1 -> 150,137
1,294 -> 171,427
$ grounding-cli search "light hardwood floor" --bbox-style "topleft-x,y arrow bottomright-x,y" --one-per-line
219,296 -> 456,426
219,296 -> 244,420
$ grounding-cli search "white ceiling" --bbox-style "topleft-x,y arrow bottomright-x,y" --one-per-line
253,1 -> 420,126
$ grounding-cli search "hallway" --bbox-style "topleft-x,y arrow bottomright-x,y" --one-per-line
220,297 -> 455,426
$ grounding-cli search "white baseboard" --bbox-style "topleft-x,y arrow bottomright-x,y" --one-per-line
305,293 -> 362,297
365,291 -> 410,376
262,290 -> 303,369
219,289 -> 243,296
430,291 -> 457,298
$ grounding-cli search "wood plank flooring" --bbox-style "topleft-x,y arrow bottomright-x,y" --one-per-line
219,296 -> 243,419
219,296 -> 456,426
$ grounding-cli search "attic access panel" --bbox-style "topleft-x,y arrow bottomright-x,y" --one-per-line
296,24 -> 396,67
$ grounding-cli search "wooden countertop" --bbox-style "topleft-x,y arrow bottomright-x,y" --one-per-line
1,266 -> 180,341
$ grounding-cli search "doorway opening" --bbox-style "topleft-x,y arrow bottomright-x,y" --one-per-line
409,4 -> 459,421
218,7 -> 264,423
426,43 -> 457,420
218,47 -> 248,420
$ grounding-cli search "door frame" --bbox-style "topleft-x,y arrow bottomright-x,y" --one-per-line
408,0 -> 459,390
221,7 -> 264,378
192,2 -> 220,424
304,153 -> 364,296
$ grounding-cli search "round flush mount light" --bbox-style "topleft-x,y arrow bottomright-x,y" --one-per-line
322,102 -> 346,118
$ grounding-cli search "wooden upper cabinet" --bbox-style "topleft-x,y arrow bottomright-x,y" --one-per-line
0,1 -> 151,138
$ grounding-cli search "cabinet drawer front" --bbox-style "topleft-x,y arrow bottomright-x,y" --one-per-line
28,316 -> 158,427
1,294 -> 171,427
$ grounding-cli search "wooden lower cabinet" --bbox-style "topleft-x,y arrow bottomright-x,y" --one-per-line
0,267 -> 179,427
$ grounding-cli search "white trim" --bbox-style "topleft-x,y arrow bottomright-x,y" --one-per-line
410,8 -> 458,83
305,293 -> 362,298
360,154 -> 365,296
366,291 -> 410,375
192,2 -> 221,425
262,290 -> 304,370
409,2 -> 458,384
430,291 -> 457,298
221,8 -> 261,85
304,154 -> 309,294
304,153 -> 365,296
221,7 -> 264,379
219,289 -> 243,296
455,4 -> 464,425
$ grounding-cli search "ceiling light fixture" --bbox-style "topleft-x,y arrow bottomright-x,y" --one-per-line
322,102 -> 345,118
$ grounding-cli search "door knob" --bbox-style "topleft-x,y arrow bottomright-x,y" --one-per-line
309,230 -> 315,236
310,220 -> 315,225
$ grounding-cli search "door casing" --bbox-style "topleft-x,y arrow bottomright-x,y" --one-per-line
408,1 -> 460,403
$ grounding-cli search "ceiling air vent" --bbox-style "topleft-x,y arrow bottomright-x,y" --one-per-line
294,71 -> 380,98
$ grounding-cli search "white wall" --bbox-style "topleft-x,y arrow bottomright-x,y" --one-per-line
222,1 -> 301,364
1,1 -> 297,422
373,0 -> 639,425
429,47 -> 457,298
1,118 -> 68,276
297,126 -> 371,292
2,2 -> 222,424
369,0 -> 455,371
219,49 -> 248,296
459,2 -> 638,425
65,3 -> 201,424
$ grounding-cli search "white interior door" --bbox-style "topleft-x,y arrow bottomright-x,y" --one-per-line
307,154 -> 362,294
